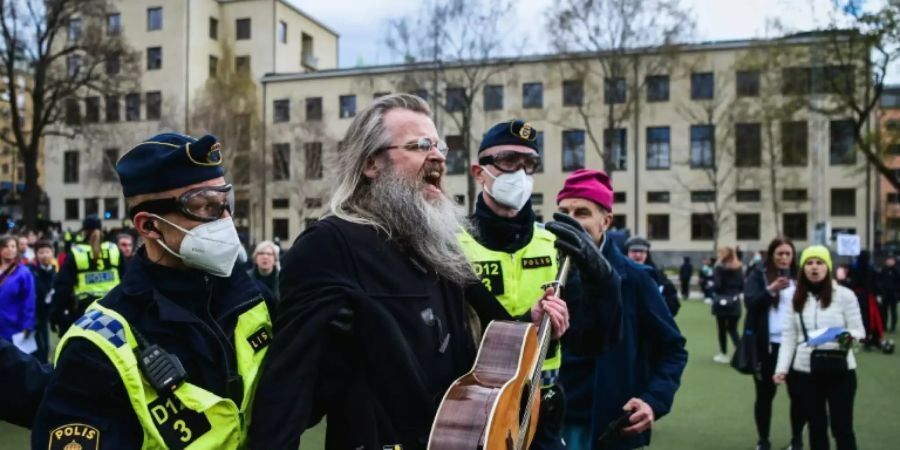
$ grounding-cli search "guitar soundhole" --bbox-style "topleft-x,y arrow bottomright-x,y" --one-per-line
518,380 -> 531,425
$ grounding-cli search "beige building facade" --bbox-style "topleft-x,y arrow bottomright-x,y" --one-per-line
262,36 -> 875,264
43,0 -> 338,235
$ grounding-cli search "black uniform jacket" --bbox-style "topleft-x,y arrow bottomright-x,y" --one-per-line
0,337 -> 52,428
32,247 -> 272,450
249,216 -> 511,450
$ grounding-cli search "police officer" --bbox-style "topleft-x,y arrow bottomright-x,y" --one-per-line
0,337 -> 52,428
49,215 -> 122,335
461,120 -> 620,449
33,133 -> 274,450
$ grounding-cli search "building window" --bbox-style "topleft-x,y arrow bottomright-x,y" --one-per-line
889,192 -> 900,204
647,214 -> 670,240
273,99 -> 290,123
830,120 -> 856,165
125,93 -> 140,121
105,95 -> 120,122
278,20 -> 287,43
782,67 -> 811,95
691,72 -> 714,100
613,192 -> 626,203
103,198 -> 119,220
831,188 -> 856,216
484,84 -> 503,111
691,214 -> 715,240
272,218 -> 289,242
209,17 -> 218,40
272,143 -> 290,181
523,82 -> 543,109
305,142 -> 323,179
106,54 -> 120,75
102,149 -> 118,182
562,130 -> 585,172
235,56 -> 250,74
736,213 -> 760,240
534,131 -> 544,173
209,55 -> 218,77
647,191 -> 670,203
339,95 -> 356,118
106,14 -> 121,36
446,87 -> 465,112
531,193 -> 544,209
85,97 -> 100,123
67,54 -> 81,77
301,33 -> 315,68
65,99 -> 80,125
736,189 -> 761,202
646,126 -> 670,169
445,135 -> 467,175
563,80 -> 584,106
453,195 -> 466,206
783,213 -> 807,240
690,125 -> 715,168
63,151 -> 79,183
147,7 -> 163,31
612,215 -> 626,230
146,47 -> 162,70
605,128 -> 627,171
272,198 -> 290,209
736,70 -> 760,97
305,198 -> 323,208
68,18 -> 81,41
236,18 -> 251,40
65,199 -> 79,220
146,92 -> 161,120
306,97 -> 322,121
604,78 -> 626,104
646,75 -> 669,102
691,190 -> 715,202
84,198 -> 99,217
410,89 -> 428,101
735,123 -> 761,167
782,121 -> 808,166
783,189 -> 808,201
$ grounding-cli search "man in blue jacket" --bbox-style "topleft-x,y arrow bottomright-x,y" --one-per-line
554,169 -> 688,450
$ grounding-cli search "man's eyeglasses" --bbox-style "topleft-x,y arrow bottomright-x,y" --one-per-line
379,137 -> 449,156
479,151 -> 541,175
129,184 -> 234,223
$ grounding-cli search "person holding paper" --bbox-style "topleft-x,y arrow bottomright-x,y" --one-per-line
0,235 -> 36,347
774,246 -> 866,450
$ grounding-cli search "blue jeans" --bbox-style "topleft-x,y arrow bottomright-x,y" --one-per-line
562,422 -> 591,450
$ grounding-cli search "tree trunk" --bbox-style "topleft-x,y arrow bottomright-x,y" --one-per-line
21,144 -> 39,230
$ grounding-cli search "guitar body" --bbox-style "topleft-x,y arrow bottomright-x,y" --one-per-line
428,320 -> 541,450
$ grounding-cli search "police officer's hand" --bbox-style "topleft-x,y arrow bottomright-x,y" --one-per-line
545,213 -> 612,280
531,287 -> 569,339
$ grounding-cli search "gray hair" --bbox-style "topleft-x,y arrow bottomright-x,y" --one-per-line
253,240 -> 280,264
329,93 -> 431,232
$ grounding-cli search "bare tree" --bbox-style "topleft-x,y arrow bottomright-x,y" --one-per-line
547,0 -> 693,170
0,0 -> 139,229
385,0 -> 515,210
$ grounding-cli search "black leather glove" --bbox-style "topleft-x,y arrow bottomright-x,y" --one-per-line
545,212 -> 612,281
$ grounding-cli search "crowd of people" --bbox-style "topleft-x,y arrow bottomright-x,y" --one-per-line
0,93 -> 885,450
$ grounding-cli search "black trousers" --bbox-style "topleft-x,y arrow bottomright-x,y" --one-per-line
680,278 -> 691,299
880,297 -> 897,332
754,343 -> 805,442
791,370 -> 857,450
529,384 -> 566,450
716,315 -> 740,354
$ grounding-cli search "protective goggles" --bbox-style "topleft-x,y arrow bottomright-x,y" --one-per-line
129,184 -> 234,222
478,151 -> 541,174
379,137 -> 449,156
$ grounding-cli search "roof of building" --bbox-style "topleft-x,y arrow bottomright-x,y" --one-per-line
218,0 -> 339,37
261,32 -> 844,84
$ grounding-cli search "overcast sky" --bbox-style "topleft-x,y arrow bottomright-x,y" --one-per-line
292,0 -> 897,81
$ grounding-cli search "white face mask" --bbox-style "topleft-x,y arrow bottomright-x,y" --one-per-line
150,214 -> 242,278
482,167 -> 534,211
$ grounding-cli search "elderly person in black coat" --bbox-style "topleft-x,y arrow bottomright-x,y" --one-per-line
743,237 -> 805,450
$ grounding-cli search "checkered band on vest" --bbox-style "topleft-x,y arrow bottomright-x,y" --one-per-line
74,309 -> 128,348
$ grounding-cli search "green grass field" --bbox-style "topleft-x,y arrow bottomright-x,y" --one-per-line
3,300 -> 898,449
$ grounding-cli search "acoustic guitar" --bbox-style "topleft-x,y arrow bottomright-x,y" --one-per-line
428,257 -> 571,450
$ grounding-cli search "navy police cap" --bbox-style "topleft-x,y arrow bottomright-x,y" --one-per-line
478,119 -> 539,154
116,133 -> 225,197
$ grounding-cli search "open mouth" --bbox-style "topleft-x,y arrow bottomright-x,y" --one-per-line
422,169 -> 443,192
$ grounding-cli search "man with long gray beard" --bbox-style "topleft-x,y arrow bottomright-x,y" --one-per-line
249,94 -> 570,449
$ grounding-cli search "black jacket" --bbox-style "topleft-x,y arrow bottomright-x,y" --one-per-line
877,265 -> 900,302
28,263 -> 56,320
0,337 -> 52,428
743,265 -> 777,362
714,266 -> 744,297
32,248 -> 273,449
249,217 -> 511,450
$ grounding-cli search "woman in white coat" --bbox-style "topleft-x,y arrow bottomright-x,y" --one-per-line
774,245 -> 865,450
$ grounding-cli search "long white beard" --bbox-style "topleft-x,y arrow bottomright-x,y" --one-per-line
364,166 -> 476,285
